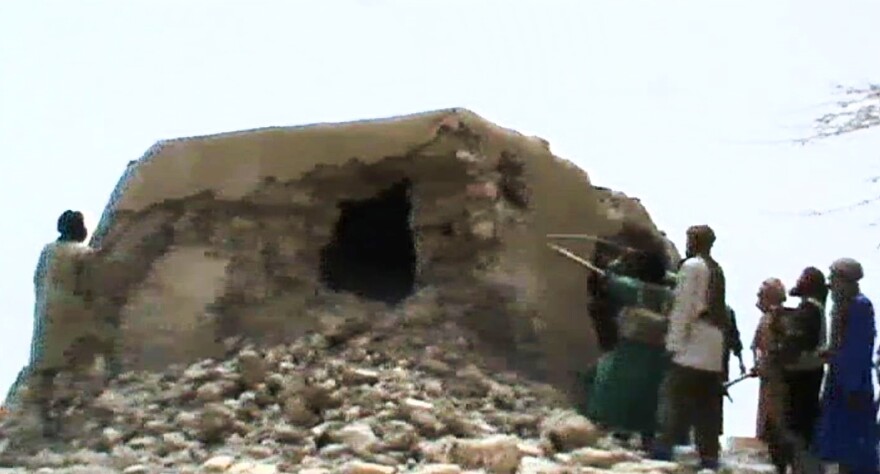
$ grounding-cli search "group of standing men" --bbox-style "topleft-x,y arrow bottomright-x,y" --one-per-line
583,224 -> 879,473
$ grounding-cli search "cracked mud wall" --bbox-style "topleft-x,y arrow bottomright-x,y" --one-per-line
81,109 -> 666,402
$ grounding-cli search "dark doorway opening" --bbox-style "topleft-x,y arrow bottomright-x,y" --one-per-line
320,179 -> 417,305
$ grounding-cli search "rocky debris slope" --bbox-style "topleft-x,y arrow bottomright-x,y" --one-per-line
0,297 -> 773,474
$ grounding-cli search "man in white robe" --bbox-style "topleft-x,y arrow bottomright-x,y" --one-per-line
652,225 -> 728,470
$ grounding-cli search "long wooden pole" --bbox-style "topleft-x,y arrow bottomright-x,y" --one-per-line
547,243 -> 676,292
546,243 -> 606,276
546,233 -> 637,252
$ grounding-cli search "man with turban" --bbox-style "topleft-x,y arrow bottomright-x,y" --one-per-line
652,225 -> 729,470
814,258 -> 878,474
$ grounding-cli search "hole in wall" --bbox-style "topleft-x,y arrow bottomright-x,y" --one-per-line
320,179 -> 417,305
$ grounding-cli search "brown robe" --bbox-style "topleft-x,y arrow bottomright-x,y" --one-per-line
752,311 -> 773,441
752,308 -> 789,442
752,306 -> 808,471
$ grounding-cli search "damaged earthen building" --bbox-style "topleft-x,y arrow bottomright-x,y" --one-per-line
68,108 -> 675,405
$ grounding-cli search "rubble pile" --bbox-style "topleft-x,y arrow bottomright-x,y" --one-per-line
0,297 -> 756,474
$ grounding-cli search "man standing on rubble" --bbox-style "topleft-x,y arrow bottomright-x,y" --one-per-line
784,267 -> 828,451
752,278 -> 803,474
814,258 -> 878,474
16,211 -> 98,437
583,248 -> 674,452
665,257 -> 741,448
652,225 -> 729,471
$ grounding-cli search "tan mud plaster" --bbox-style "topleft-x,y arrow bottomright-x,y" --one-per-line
120,246 -> 230,369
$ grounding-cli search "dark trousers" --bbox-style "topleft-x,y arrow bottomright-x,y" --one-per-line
765,411 -> 817,474
782,368 -> 824,449
766,418 -> 793,472
761,366 -> 823,474
656,363 -> 723,462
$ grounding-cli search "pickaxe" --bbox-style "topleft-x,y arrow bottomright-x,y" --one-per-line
546,243 -> 606,276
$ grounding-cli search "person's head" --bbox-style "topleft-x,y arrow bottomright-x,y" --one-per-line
757,277 -> 787,312
685,225 -> 716,257
790,266 -> 828,304
57,210 -> 88,243
632,250 -> 669,284
828,258 -> 863,302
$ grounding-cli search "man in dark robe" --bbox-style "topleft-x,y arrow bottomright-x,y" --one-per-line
783,267 -> 827,450
814,258 -> 878,474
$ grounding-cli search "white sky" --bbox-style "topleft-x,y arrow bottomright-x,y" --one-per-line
2,0 -> 880,438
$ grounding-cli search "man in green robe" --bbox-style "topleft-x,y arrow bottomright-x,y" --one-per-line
583,250 -> 674,451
